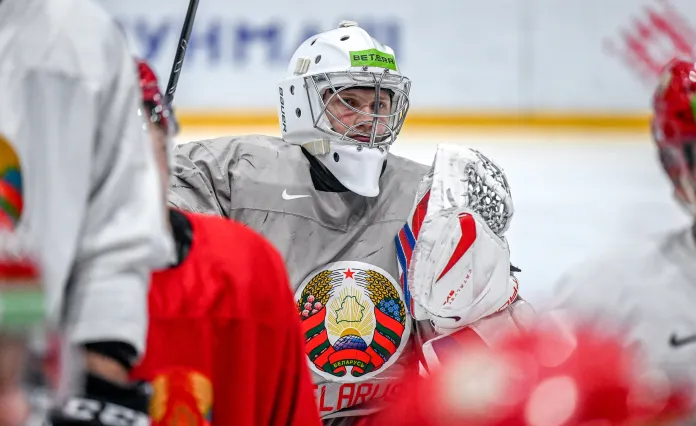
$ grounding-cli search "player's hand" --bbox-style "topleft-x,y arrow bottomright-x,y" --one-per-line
83,352 -> 129,386
46,372 -> 150,426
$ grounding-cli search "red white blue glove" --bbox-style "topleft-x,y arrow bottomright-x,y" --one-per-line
396,144 -> 518,334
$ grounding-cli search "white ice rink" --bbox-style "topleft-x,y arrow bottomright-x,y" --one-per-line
175,128 -> 692,308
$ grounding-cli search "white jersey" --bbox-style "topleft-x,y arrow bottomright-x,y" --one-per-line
548,226 -> 696,395
0,0 -> 172,355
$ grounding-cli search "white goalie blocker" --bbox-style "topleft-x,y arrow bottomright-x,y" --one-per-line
395,144 -> 534,371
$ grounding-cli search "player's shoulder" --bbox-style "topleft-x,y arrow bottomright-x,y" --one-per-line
559,227 -> 689,287
179,133 -> 285,150
152,211 -> 289,315
8,0 -> 126,80
382,152 -> 429,192
183,211 -> 294,318
53,0 -> 117,37
175,134 -> 294,163
386,152 -> 430,177
183,210 -> 286,281
185,210 -> 273,249
547,227 -> 693,315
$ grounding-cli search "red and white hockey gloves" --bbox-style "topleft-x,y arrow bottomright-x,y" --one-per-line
395,145 -> 534,373
396,144 -> 520,334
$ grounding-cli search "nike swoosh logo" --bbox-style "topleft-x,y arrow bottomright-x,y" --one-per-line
282,189 -> 311,200
670,333 -> 696,347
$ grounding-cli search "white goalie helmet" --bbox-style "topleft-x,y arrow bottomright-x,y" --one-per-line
277,21 -> 411,197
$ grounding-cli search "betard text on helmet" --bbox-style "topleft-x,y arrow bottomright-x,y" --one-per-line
350,49 -> 397,70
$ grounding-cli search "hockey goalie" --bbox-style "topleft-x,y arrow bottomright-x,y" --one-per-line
169,21 -> 533,424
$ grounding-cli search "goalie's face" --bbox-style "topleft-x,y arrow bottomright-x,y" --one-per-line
322,87 -> 392,142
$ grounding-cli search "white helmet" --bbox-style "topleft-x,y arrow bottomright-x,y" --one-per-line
277,21 -> 411,197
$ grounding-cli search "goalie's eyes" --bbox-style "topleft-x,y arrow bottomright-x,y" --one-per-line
340,97 -> 388,111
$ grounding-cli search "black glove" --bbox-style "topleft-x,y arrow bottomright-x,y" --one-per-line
46,372 -> 150,426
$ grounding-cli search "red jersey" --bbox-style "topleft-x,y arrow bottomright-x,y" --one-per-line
131,210 -> 321,426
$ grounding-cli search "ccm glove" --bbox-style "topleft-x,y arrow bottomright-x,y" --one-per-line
46,372 -> 150,426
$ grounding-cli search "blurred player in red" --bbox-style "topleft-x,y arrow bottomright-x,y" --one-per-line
128,59 -> 321,426
372,320 -> 694,426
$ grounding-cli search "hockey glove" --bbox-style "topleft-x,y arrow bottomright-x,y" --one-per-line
46,372 -> 150,426
397,144 -> 518,334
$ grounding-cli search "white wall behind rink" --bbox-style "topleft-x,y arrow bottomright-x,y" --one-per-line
101,0 -> 696,114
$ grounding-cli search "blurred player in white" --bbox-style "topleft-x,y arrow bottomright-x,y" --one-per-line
548,58 -> 696,408
0,0 -> 172,424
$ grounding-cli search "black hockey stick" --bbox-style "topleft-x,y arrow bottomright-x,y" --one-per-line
163,0 -> 200,106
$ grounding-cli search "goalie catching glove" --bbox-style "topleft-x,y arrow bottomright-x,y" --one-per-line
397,144 -> 519,334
